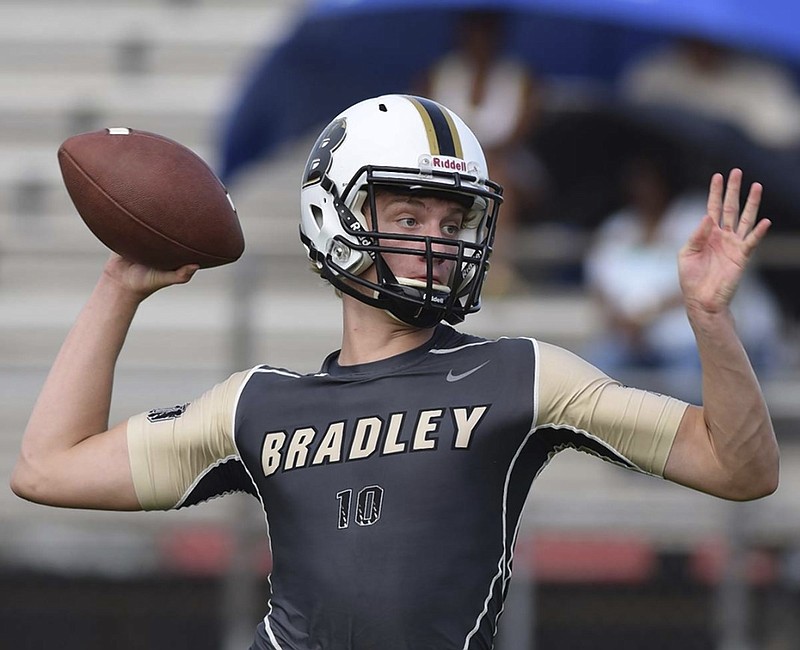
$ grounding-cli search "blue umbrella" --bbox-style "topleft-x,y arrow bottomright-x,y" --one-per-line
218,0 -> 800,184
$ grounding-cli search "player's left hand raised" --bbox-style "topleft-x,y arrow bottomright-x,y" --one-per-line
678,168 -> 771,318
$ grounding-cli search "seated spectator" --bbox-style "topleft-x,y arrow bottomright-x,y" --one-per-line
416,9 -> 549,294
583,148 -> 782,402
619,36 -> 800,151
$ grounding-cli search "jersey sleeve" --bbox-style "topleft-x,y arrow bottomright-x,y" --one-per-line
536,341 -> 688,476
126,371 -> 251,510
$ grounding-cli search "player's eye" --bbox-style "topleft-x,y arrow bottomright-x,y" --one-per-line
442,223 -> 461,237
398,216 -> 417,228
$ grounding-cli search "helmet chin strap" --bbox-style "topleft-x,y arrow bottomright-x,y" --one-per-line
372,253 -> 452,328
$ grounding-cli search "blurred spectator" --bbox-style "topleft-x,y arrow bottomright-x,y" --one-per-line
619,36 -> 800,151
416,9 -> 548,294
583,147 -> 782,402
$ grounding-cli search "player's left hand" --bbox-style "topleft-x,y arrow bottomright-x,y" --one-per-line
678,168 -> 771,318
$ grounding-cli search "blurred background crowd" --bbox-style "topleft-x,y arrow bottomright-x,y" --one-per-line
2,1 -> 800,648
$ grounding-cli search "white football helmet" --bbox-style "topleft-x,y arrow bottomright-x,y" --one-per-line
299,94 -> 503,327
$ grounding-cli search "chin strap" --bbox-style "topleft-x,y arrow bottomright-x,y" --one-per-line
374,254 -> 455,327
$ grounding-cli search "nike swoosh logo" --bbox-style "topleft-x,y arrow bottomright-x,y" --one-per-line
446,361 -> 490,383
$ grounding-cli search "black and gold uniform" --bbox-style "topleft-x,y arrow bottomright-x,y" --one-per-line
127,325 -> 686,650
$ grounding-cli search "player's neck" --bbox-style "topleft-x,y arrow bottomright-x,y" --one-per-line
338,297 -> 435,366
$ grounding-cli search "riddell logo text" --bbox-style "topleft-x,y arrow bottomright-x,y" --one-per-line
431,157 -> 468,172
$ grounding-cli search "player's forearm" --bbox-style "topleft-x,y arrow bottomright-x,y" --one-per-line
17,272 -> 141,465
690,307 -> 779,499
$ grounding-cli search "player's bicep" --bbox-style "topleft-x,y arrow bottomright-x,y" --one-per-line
663,405 -> 729,495
537,342 -> 687,475
27,420 -> 141,511
127,372 -> 247,510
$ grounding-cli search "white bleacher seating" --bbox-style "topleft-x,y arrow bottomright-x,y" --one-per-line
1,0 -> 799,578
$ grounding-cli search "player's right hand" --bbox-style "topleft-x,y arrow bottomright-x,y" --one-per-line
102,253 -> 199,300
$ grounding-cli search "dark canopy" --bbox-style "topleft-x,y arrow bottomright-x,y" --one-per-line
218,0 -> 800,183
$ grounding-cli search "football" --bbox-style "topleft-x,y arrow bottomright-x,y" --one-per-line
57,127 -> 245,270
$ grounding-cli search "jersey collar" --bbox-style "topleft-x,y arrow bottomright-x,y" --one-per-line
320,324 -> 456,378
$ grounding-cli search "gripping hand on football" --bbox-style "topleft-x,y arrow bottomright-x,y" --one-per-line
678,168 -> 770,320
103,253 -> 200,300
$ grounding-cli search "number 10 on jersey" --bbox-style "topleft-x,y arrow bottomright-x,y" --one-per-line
336,485 -> 384,529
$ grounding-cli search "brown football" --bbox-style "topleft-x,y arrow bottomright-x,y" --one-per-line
57,127 -> 244,270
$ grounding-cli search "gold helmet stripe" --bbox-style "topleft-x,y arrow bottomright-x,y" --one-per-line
405,95 -> 463,158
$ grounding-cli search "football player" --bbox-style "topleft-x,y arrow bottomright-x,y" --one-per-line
12,95 -> 778,650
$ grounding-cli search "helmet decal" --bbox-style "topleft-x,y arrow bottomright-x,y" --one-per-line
302,117 -> 347,188
405,96 -> 463,158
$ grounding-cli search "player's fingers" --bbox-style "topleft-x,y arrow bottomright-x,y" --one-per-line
171,264 -> 200,285
721,168 -> 742,231
684,214 -> 714,253
707,173 -> 724,224
149,264 -> 199,290
737,182 -> 763,236
743,218 -> 771,256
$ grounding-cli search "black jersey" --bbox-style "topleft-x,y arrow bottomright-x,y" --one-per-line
127,324 -> 686,650
238,326 -> 537,649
